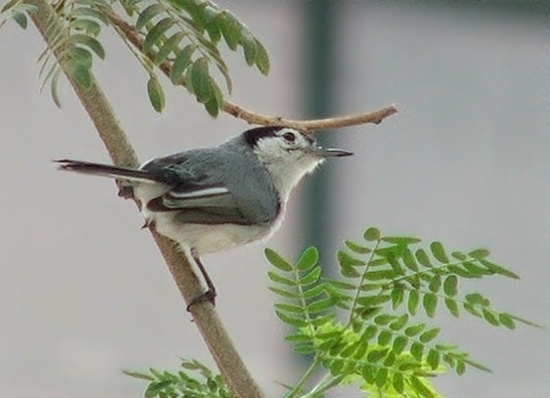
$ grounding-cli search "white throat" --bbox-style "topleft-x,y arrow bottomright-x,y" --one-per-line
254,138 -> 324,201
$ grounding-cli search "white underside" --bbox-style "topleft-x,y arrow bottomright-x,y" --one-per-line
133,183 -> 283,256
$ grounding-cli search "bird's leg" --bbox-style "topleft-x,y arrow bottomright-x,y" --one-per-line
186,250 -> 217,311
141,218 -> 156,230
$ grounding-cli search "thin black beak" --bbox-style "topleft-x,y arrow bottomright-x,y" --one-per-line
310,147 -> 354,157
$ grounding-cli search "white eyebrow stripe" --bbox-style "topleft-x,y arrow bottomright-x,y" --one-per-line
168,186 -> 229,199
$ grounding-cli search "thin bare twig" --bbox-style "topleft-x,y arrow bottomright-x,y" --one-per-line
26,1 -> 263,397
104,8 -> 398,132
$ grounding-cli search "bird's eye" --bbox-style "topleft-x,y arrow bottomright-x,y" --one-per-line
282,132 -> 296,142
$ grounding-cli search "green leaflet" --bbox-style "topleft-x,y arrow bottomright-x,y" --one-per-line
147,75 -> 165,112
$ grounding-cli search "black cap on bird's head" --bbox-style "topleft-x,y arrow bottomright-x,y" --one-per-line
242,125 -> 353,158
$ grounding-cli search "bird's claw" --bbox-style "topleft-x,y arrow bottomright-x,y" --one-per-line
186,289 -> 217,311
141,218 -> 156,230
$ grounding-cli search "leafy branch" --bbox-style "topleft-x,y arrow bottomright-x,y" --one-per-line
2,0 -> 398,129
18,0 -> 264,397
264,227 -> 537,397
129,227 -> 536,398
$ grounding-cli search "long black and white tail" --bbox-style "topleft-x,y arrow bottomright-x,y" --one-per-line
55,159 -> 158,184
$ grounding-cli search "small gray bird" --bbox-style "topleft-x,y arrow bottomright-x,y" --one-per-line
56,126 -> 352,307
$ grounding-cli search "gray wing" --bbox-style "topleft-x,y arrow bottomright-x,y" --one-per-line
141,145 -> 280,225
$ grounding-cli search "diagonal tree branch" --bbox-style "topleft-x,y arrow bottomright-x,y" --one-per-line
103,8 -> 398,132
25,0 -> 263,397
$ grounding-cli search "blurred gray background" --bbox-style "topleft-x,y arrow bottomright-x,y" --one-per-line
1,1 -> 549,397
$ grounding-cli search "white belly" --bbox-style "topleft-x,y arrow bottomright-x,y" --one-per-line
133,183 -> 282,256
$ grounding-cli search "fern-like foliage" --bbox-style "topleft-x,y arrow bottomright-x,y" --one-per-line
127,227 -> 535,398
0,0 -> 37,29
118,0 -> 269,115
0,0 -> 269,114
125,359 -> 230,398
265,227 -> 537,398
